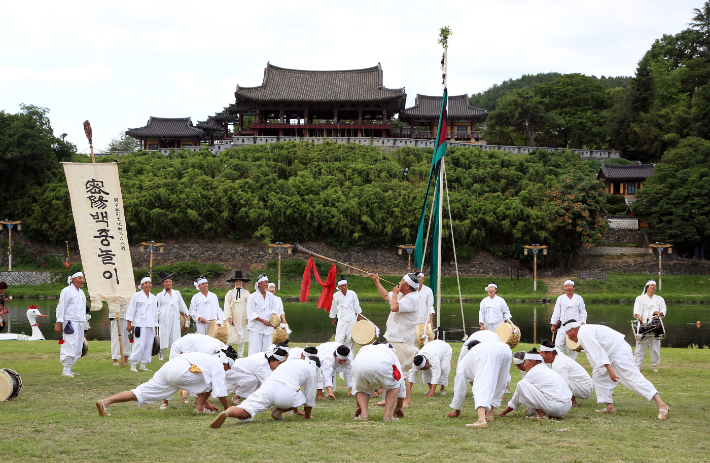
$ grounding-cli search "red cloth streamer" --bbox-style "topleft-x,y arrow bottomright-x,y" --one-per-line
393,365 -> 401,381
299,257 -> 337,311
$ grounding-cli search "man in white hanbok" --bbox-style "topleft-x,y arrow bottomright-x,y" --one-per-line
54,272 -> 90,377
457,329 -> 501,367
370,272 -> 420,407
315,343 -> 353,399
189,277 -> 224,335
550,280 -> 587,360
109,300 -> 131,366
540,339 -> 593,406
565,320 -> 669,419
224,270 -> 250,358
211,356 -> 318,426
267,282 -> 288,324
416,272 -> 435,329
127,277 -> 158,372
447,340 -> 512,428
408,339 -> 452,397
246,274 -> 277,355
479,283 -> 512,332
498,348 -> 573,420
226,344 -> 289,403
633,280 -> 667,371
351,343 -> 406,422
329,278 -> 363,353
96,349 -> 235,416
155,271 -> 189,361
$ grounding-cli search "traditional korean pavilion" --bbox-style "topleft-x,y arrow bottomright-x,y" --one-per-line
233,63 -> 407,138
399,94 -> 487,141
126,117 -> 204,150
597,163 -> 655,196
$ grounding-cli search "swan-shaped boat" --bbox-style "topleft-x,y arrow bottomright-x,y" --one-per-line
0,306 -> 48,341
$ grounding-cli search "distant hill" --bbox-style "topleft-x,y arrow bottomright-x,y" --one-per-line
470,73 -> 633,111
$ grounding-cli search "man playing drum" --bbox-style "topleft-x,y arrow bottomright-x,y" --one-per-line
315,343 -> 353,400
127,277 -> 159,373
369,272 -> 420,408
329,277 -> 364,353
539,339 -> 593,407
447,340 -> 512,428
55,272 -> 89,377
351,343 -> 406,422
246,274 -> 277,355
189,277 -> 224,335
550,280 -> 587,361
155,271 -> 189,361
565,320 -> 670,419
408,339 -> 452,397
479,283 -> 511,332
223,270 -> 250,359
633,280 -> 667,372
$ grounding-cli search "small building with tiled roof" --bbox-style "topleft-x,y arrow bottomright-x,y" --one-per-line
597,163 -> 655,196
233,63 -> 407,138
126,117 -> 204,150
399,94 -> 488,142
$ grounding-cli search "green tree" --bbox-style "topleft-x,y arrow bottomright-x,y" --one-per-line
632,137 -> 710,251
485,88 -> 556,147
105,133 -> 140,153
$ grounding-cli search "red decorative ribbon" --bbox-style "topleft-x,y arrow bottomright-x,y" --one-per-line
299,257 -> 337,311
393,365 -> 401,381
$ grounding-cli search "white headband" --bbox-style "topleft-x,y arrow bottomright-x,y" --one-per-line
67,271 -> 84,285
257,275 -> 269,284
564,280 -> 575,286
137,276 -> 151,289
196,278 -> 208,286
540,345 -> 557,352
265,345 -> 288,361
337,279 -> 347,286
485,283 -> 497,290
218,352 -> 235,368
403,274 -> 418,289
643,280 -> 657,295
335,351 -> 348,360
524,353 -> 543,362
268,282 -> 275,288
564,321 -> 581,330
513,356 -> 525,365
416,272 -> 424,278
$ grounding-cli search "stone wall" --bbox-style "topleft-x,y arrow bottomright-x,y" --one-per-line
577,246 -> 649,256
601,229 -> 647,245
0,271 -> 53,285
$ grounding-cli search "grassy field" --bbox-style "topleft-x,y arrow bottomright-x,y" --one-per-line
0,341 -> 708,463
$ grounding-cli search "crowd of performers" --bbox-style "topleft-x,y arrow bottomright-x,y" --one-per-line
48,269 -> 670,426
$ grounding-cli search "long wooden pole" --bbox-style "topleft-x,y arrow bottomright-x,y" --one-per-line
8,226 -> 12,272
278,253 -> 282,291
292,244 -> 397,286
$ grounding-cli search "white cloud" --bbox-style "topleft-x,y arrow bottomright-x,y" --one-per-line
0,62 -> 113,86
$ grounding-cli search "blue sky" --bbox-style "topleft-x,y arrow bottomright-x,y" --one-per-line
0,0 -> 702,151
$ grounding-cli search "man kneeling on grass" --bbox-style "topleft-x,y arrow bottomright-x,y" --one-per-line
96,348 -> 236,416
211,356 -> 319,427
497,348 -> 572,420
350,342 -> 406,423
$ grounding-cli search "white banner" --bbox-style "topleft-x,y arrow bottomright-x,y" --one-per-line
63,162 -> 135,312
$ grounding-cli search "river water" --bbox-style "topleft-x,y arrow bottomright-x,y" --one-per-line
2,299 -> 708,348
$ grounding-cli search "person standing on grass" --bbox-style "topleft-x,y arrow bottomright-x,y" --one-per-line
539,339 -> 593,407
155,271 -> 189,361
224,270 -> 250,358
447,340 -> 512,429
96,349 -> 235,416
189,276 -> 224,335
267,282 -> 288,325
109,300 -> 131,366
497,348 -> 573,421
329,277 -> 364,353
55,272 -> 89,377
479,283 -> 512,332
550,280 -> 587,361
564,320 -> 670,419
127,277 -> 158,373
246,274 -> 277,355
633,280 -> 667,372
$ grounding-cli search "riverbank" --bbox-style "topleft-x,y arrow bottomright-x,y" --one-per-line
4,273 -> 710,304
0,341 -> 707,463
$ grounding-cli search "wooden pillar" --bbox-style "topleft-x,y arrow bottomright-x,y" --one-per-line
304,109 -> 309,137
410,121 -> 414,139
239,113 -> 243,132
333,109 -> 338,124
382,110 -> 387,138
280,109 -> 284,123
223,123 -> 227,139
358,109 -> 362,123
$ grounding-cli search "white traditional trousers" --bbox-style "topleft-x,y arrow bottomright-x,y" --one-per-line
482,321 -> 503,332
239,380 -> 306,420
508,381 -> 572,418
390,342 -> 418,375
59,321 -> 86,373
132,358 -> 209,406
248,332 -> 272,356
555,327 -> 579,361
334,318 -> 356,353
593,341 -> 658,404
129,327 -> 154,366
110,317 -> 131,360
634,337 -> 661,367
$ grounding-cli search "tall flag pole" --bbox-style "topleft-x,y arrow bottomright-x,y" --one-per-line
414,27 -> 451,333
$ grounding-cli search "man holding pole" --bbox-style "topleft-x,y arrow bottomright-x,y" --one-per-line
550,280 -> 586,361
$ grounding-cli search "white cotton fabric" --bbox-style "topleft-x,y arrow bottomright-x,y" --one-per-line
507,363 -> 572,417
56,285 -> 88,324
635,338 -> 661,367
242,359 -> 317,415
633,293 -> 667,325
416,285 -> 435,325
578,325 -> 659,404
225,352 -> 273,398
156,289 -> 189,350
316,342 -> 353,389
129,326 -> 155,366
550,352 -> 593,400
525,353 -> 543,362
408,340 -> 452,386
485,283 -> 497,290
457,330 -> 502,366
337,279 -> 347,286
249,332 -> 273,355
189,291 -> 224,334
551,293 -> 587,360
59,321 -> 86,370
131,357 -> 205,406
246,290 -> 276,336
181,352 -> 228,398
450,341 -> 512,411
351,344 -> 406,398
168,333 -> 226,360
479,295 -> 511,332
127,290 -> 158,328
196,278 -> 208,286
224,286 -> 250,349
564,280 -> 575,286
403,274 -> 418,289
330,290 -> 362,352
385,291 -> 419,346
110,316 -> 131,360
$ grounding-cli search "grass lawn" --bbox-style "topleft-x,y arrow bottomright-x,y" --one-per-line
1,341 -> 708,463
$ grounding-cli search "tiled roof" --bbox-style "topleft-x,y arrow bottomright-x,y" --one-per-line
598,164 -> 655,180
235,63 -> 406,103
126,117 -> 204,139
195,117 -> 224,133
400,94 -> 488,122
